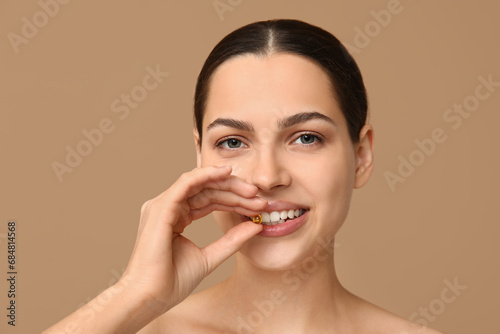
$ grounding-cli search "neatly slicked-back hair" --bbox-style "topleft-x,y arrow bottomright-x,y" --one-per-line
194,19 -> 368,144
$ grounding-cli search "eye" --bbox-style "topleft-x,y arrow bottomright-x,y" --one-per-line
215,137 -> 246,149
293,133 -> 323,145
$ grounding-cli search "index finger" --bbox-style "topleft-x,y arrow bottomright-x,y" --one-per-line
168,166 -> 259,204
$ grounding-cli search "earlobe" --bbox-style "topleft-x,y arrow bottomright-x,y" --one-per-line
193,128 -> 202,168
354,124 -> 374,189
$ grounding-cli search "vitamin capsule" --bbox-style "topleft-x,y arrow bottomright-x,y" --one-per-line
252,215 -> 262,224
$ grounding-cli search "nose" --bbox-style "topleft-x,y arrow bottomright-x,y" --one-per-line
250,148 -> 291,192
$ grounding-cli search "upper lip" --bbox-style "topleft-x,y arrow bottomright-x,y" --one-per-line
259,201 -> 309,212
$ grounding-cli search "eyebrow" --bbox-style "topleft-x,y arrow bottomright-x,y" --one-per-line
206,111 -> 336,133
277,111 -> 336,129
206,118 -> 254,132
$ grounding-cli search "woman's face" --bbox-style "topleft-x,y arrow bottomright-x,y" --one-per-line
197,53 -> 373,269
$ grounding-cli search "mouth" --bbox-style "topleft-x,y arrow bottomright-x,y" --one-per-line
240,201 -> 310,237
244,209 -> 308,226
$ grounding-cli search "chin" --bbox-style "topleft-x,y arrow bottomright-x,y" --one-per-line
237,227 -> 325,271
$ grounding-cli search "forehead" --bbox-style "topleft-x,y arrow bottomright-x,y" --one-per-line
203,53 -> 342,127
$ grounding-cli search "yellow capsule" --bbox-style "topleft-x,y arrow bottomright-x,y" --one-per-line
252,215 -> 262,224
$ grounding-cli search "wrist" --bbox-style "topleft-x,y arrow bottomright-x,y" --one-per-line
114,276 -> 171,320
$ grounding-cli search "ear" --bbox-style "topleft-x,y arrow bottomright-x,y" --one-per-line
354,124 -> 374,189
193,128 -> 202,168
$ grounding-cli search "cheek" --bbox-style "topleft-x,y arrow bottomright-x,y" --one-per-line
299,147 -> 356,230
293,148 -> 356,193
199,145 -> 223,168
199,145 -> 250,181
325,155 -> 356,196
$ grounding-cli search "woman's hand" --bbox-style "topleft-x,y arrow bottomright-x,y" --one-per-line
121,165 -> 266,315
43,166 -> 264,334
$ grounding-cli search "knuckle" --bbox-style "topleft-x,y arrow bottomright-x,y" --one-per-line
190,193 -> 207,209
141,200 -> 151,214
186,196 -> 196,208
203,188 -> 215,198
179,171 -> 191,182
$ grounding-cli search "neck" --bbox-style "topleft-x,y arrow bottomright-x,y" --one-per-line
219,248 -> 354,333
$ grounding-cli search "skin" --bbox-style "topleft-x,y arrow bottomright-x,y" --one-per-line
152,54 -> 443,333
44,53 -> 444,334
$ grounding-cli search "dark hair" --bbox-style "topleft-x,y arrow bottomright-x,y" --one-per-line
194,19 -> 367,144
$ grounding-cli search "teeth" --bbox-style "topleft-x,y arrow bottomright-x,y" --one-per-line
256,209 -> 306,225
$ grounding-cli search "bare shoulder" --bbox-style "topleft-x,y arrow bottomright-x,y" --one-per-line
380,313 -> 445,334
349,293 -> 445,334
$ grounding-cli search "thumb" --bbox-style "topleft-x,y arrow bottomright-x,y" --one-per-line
202,221 -> 262,274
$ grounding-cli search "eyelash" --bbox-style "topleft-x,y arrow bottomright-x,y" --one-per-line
292,132 -> 325,146
215,136 -> 247,150
214,132 -> 325,150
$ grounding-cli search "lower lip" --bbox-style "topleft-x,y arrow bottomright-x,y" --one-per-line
254,211 -> 309,237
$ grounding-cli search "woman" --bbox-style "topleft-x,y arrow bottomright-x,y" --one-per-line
45,19 -> 443,333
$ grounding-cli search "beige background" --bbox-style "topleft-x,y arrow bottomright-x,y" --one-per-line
1,0 -> 499,333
